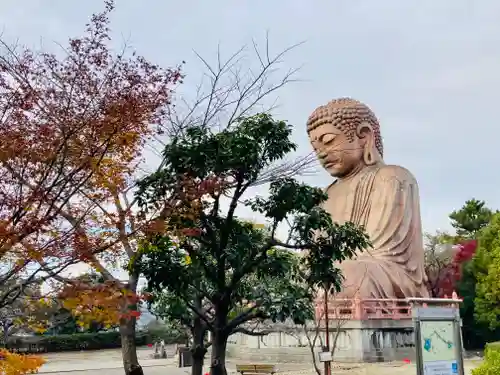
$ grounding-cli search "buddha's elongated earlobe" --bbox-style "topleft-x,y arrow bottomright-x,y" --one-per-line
357,122 -> 382,166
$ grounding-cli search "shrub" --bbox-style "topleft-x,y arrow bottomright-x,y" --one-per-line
4,329 -> 187,353
472,341 -> 500,375
485,341 -> 500,351
5,331 -> 147,353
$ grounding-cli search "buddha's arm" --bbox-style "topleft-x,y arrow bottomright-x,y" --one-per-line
361,165 -> 424,266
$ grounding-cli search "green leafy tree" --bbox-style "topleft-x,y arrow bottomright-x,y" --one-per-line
147,248 -> 308,375
447,199 -> 499,348
474,213 -> 500,329
449,199 -> 494,241
134,113 -> 370,375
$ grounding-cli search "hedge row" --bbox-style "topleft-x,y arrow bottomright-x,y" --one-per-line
472,341 -> 500,375
4,331 -> 186,353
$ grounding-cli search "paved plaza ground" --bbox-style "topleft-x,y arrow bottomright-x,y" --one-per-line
37,347 -> 482,374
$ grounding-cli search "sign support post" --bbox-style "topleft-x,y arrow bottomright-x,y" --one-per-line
412,306 -> 465,375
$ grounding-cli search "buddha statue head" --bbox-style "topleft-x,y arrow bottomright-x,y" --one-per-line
307,98 -> 384,178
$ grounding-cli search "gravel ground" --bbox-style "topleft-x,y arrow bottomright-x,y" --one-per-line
37,348 -> 482,375
39,362 -> 482,375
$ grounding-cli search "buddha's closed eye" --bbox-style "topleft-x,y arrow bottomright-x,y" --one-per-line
320,133 -> 336,144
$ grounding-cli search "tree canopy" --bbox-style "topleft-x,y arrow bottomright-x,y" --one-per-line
0,1 -> 182,373
134,113 -> 369,375
434,198 -> 500,349
474,213 -> 500,329
449,199 -> 494,240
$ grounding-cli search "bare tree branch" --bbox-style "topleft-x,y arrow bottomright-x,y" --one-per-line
150,36 -> 317,184
424,232 -> 456,297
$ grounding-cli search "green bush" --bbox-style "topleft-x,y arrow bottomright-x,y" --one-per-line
5,329 -> 187,353
472,341 -> 500,375
5,331 -> 148,353
485,341 -> 500,351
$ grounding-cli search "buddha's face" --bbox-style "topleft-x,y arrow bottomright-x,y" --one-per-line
309,124 -> 365,177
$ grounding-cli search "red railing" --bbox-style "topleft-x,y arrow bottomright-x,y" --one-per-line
314,292 -> 461,321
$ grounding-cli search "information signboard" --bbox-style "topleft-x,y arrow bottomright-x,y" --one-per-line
412,307 -> 464,375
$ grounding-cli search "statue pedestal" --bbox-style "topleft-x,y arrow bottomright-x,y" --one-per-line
227,319 -> 415,363
329,319 -> 415,362
226,297 -> 462,363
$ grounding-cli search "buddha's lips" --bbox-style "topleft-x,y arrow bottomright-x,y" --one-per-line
324,161 -> 340,168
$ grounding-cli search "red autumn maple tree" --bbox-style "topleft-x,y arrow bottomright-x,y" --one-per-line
0,1 -> 181,374
453,240 -> 477,267
427,240 -> 477,298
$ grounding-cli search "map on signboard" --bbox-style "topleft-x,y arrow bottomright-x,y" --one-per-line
420,321 -> 456,362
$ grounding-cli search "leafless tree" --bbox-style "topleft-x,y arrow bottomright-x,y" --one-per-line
150,35 -> 318,185
303,296 -> 351,375
303,270 -> 369,375
424,232 -> 456,297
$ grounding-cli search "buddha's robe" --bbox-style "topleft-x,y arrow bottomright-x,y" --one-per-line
323,163 -> 429,299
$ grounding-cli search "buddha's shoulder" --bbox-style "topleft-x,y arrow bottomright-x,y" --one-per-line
373,164 -> 417,183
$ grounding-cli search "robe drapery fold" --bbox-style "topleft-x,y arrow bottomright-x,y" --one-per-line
323,164 -> 429,299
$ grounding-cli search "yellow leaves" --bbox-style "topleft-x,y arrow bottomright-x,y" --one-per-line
60,282 -> 142,327
0,349 -> 45,375
115,131 -> 140,148
63,294 -> 121,328
32,324 -> 48,334
12,318 -> 23,326
266,247 -> 277,256
37,298 -> 52,307
185,255 -> 192,265
21,316 -> 49,335
24,298 -> 53,313
7,298 -> 55,335
89,156 -> 129,192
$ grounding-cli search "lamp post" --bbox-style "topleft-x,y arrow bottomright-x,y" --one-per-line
323,284 -> 331,375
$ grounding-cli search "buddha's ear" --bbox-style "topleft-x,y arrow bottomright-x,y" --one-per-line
356,122 -> 382,166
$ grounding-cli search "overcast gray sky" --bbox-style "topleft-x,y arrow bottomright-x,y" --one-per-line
1,0 -> 499,237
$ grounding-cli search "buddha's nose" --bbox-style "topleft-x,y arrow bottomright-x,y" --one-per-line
318,151 -> 328,160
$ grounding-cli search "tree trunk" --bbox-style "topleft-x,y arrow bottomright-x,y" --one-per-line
119,317 -> 143,375
210,332 -> 228,375
191,317 -> 207,375
191,345 -> 206,375
2,325 -> 9,346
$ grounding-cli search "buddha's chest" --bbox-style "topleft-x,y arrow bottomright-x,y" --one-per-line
322,181 -> 358,224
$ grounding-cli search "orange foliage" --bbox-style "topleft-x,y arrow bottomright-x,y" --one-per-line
59,279 -> 146,328
14,297 -> 56,334
0,0 -> 226,334
0,349 -> 45,375
141,174 -> 227,238
0,0 -> 181,326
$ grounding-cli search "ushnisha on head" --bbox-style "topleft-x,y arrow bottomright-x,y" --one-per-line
307,98 -> 384,178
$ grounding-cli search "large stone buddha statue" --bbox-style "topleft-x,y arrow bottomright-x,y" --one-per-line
308,98 -> 429,299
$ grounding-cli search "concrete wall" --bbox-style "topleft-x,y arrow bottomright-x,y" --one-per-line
226,320 -> 416,363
